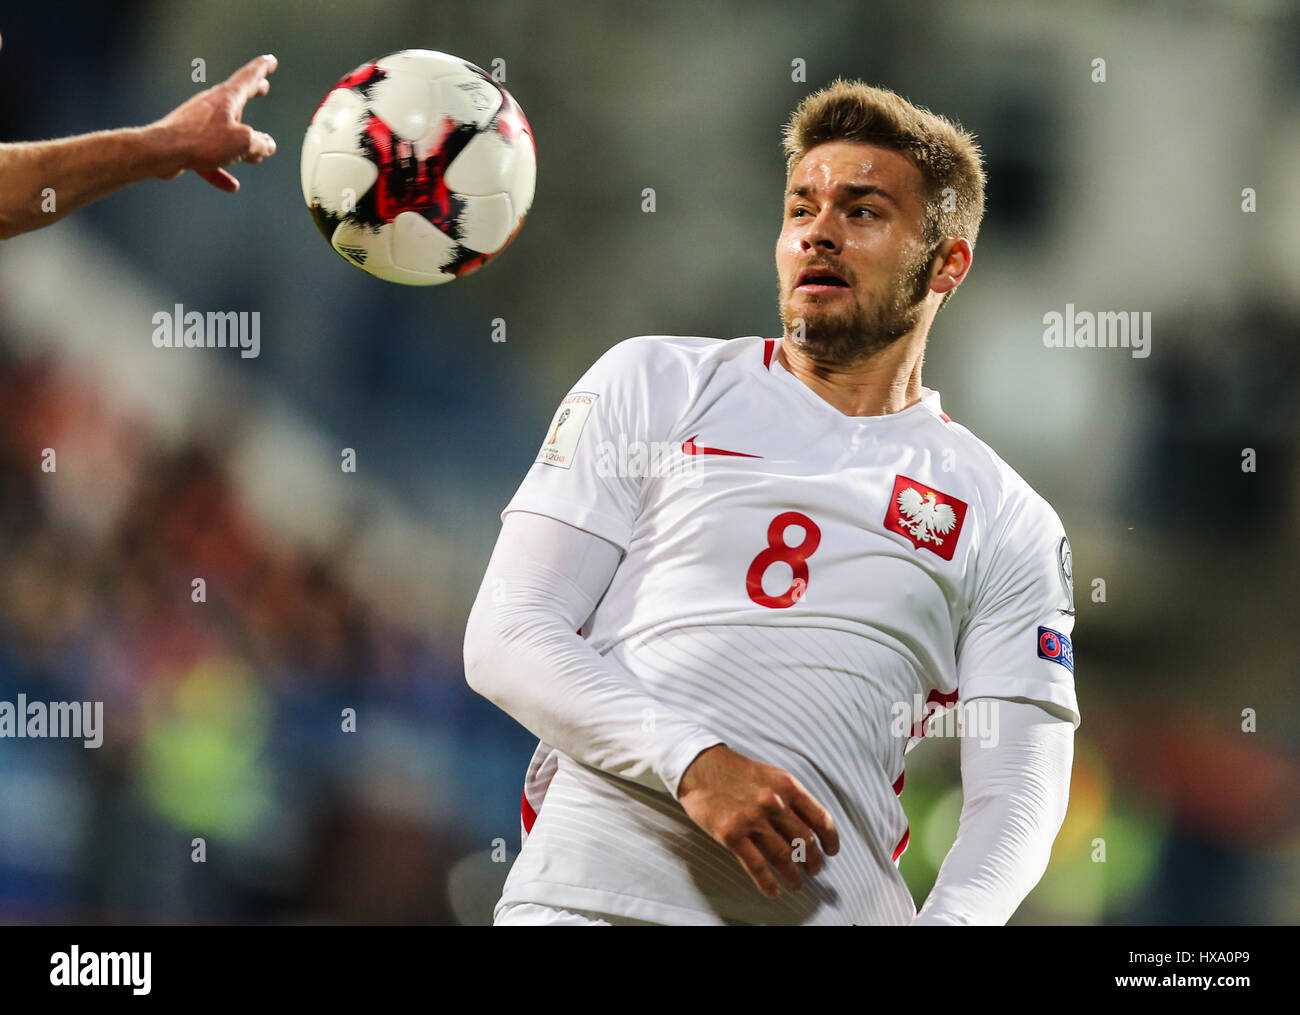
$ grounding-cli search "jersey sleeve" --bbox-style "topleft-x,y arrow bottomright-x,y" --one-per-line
502,336 -> 688,552
955,486 -> 1081,729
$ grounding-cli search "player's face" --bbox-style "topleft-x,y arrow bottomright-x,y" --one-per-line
776,141 -> 935,364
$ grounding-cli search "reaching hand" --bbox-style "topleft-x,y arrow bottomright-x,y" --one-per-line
152,54 -> 278,192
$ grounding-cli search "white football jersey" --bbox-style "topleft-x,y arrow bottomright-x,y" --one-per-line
496,334 -> 1079,926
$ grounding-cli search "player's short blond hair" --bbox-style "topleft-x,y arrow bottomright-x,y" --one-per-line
782,79 -> 986,304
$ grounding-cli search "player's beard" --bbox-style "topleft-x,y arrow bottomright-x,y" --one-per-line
778,244 -> 933,366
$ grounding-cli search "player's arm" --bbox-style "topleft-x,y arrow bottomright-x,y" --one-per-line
464,508 -> 724,798
463,508 -> 840,899
0,54 -> 277,239
911,697 -> 1072,925
913,483 -> 1081,924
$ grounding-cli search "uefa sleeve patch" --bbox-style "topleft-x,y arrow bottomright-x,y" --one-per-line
535,391 -> 597,469
1036,626 -> 1074,673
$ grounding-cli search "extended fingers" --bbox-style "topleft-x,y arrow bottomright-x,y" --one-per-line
198,167 -> 240,193
240,127 -> 277,162
226,53 -> 277,104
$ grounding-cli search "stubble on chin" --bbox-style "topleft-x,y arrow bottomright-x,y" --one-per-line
778,248 -> 932,367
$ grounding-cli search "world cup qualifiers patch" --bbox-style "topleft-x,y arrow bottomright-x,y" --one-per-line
536,392 -> 597,469
1037,626 -> 1074,673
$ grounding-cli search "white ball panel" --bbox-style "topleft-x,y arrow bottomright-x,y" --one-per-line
367,68 -> 436,142
376,49 -> 471,82
368,263 -> 458,286
391,211 -> 460,273
331,220 -> 393,271
300,126 -> 322,205
434,74 -> 502,130
310,87 -> 368,148
455,193 -> 516,253
444,131 -> 514,196
311,153 -> 378,215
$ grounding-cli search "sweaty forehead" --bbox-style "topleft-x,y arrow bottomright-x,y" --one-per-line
789,142 -> 923,204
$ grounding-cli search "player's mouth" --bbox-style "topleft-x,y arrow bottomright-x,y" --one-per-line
794,266 -> 850,294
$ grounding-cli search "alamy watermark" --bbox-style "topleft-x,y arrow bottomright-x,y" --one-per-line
152,303 -> 260,358
889,694 -> 999,747
0,694 -> 103,748
595,435 -> 704,487
1043,304 -> 1151,359
50,947 -> 150,995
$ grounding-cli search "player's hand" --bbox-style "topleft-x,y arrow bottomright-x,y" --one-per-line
150,54 -> 278,192
676,743 -> 840,899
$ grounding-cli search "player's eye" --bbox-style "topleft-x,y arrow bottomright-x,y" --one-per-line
851,206 -> 878,219
789,206 -> 811,218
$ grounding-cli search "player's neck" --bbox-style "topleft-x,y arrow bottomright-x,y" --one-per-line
776,335 -> 927,418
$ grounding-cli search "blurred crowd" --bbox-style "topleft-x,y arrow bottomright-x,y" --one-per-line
0,337 -> 531,923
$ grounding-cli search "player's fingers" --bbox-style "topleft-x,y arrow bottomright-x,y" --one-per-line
751,825 -> 803,894
790,784 -> 840,857
770,808 -> 825,876
731,837 -> 781,899
241,129 -> 276,162
226,53 -> 277,104
198,167 -> 240,193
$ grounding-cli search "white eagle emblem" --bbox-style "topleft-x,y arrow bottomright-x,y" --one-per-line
896,487 -> 958,546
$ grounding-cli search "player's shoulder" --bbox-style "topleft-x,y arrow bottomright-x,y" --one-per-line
941,413 -> 1066,542
570,336 -> 751,429
586,334 -> 761,377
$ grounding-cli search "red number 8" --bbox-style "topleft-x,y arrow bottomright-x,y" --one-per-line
745,511 -> 821,609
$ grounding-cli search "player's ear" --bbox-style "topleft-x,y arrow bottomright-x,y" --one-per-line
930,237 -> 972,294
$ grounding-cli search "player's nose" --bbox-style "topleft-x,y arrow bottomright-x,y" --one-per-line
800,209 -> 842,254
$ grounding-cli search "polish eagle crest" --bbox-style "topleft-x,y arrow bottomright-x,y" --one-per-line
896,487 -> 959,546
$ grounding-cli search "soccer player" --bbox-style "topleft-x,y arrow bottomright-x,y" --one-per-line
0,40 -> 277,240
464,79 -> 1079,926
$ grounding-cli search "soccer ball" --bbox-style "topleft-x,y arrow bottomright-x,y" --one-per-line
300,49 -> 536,286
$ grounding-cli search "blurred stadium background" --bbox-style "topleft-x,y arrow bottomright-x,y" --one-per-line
0,0 -> 1297,924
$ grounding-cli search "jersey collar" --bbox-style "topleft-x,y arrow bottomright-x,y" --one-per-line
760,337 -> 946,425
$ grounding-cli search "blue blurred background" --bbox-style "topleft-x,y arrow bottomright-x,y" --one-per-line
0,0 -> 1297,924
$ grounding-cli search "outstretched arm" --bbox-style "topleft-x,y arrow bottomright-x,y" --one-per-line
0,53 -> 277,239
912,698 -> 1073,925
